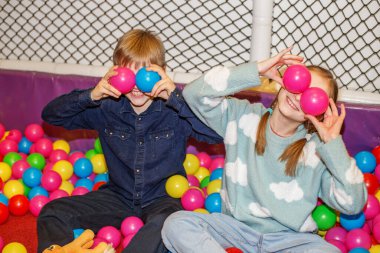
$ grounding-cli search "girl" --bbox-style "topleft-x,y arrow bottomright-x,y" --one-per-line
160,48 -> 367,253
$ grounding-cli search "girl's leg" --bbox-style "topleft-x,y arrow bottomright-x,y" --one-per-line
162,211 -> 261,253
37,188 -> 133,253
262,231 -> 340,253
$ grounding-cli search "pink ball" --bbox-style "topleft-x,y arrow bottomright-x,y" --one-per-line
122,233 -> 136,249
6,129 -> 22,143
41,170 -> 62,192
181,187 -> 205,211
374,164 -> 380,182
282,65 -> 311,94
345,228 -> 371,250
325,226 -> 348,243
0,123 -> 5,140
68,173 -> 79,186
49,149 -> 68,163
11,160 -> 30,179
373,219 -> 380,243
187,175 -> 200,188
49,189 -> 69,201
196,152 -> 212,169
24,123 -> 44,142
363,194 -> 380,220
68,151 -> 85,165
109,67 -> 136,94
96,226 -> 121,248
71,186 -> 90,196
0,139 -> 18,156
326,239 -> 347,253
43,162 -> 53,171
87,172 -> 96,181
34,138 -> 53,158
300,87 -> 329,116
121,216 -> 144,237
91,237 -> 107,249
29,195 -> 50,216
209,157 -> 225,173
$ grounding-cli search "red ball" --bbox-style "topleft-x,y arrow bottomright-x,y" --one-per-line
0,203 -> 9,224
34,138 -> 53,158
282,65 -> 311,93
0,139 -> 18,156
225,247 -> 244,253
363,173 -> 379,195
6,129 -> 23,143
0,123 -> 5,140
8,194 -> 29,216
93,181 -> 106,191
372,145 -> 380,164
24,123 -> 44,142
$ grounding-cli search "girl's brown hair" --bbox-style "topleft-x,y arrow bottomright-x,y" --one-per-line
113,29 -> 165,68
255,65 -> 338,176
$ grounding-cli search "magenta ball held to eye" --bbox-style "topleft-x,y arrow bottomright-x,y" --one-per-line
283,65 -> 311,94
109,67 -> 136,94
300,87 -> 329,116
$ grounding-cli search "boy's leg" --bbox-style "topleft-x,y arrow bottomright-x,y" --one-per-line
122,197 -> 182,253
262,231 -> 341,253
161,211 -> 261,253
37,188 -> 133,253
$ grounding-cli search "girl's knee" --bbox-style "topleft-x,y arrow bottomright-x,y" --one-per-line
162,211 -> 194,233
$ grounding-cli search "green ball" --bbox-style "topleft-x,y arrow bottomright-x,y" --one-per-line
312,204 -> 337,230
94,138 -> 103,154
3,152 -> 22,167
200,176 -> 210,189
26,153 -> 46,170
85,149 -> 97,160
19,179 -> 31,197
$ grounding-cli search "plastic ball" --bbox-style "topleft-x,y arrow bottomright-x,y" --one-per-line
363,194 -> 380,220
282,65 -> 311,94
59,180 -> 74,195
91,154 -> 108,174
181,187 -> 205,211
53,160 -> 73,181
34,138 -> 53,158
0,139 -> 18,156
165,175 -> 189,198
0,193 -> 8,206
29,195 -> 50,216
193,208 -> 209,214
109,67 -> 136,94
2,242 -> 27,253
18,137 -> 32,154
22,167 -> 43,188
349,248 -> 369,253
49,149 -> 69,163
205,192 -> 222,213
210,168 -> 223,181
75,178 -> 93,191
122,233 -> 136,248
97,226 -> 122,248
74,158 -> 93,178
183,154 -> 200,175
345,228 -> 371,251
326,240 -> 347,253
41,170 -> 62,192
85,149 -> 97,160
0,162 -> 12,182
53,140 -> 70,154
3,179 -> 24,198
196,152 -> 212,169
187,175 -> 200,188
0,202 -> 9,224
300,87 -> 329,116
8,194 -> 29,216
363,173 -> 379,195
355,151 -> 377,173
3,152 -> 22,167
372,146 -> 380,164
72,186 -> 90,196
135,67 -> 161,93
121,216 -> 144,236
24,123 -> 44,142
11,160 -> 30,179
49,189 -> 69,200
325,226 -> 348,243
94,173 -> 109,183
94,137 -> 103,154
6,129 -> 22,142
92,181 -> 106,191
73,228 -> 85,239
225,247 -> 244,253
200,176 -> 210,189
340,212 -> 365,231
207,179 -> 222,195
370,245 -> 380,253
68,151 -> 85,165
28,186 -> 49,200
209,157 -> 225,173
312,204 -> 337,230
194,166 -> 210,183
26,153 -> 46,170
0,123 -> 4,140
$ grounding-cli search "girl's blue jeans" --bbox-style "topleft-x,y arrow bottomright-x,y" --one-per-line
162,211 -> 340,253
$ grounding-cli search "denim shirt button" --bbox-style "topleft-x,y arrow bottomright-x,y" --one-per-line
138,117 -> 142,121
136,169 -> 140,173
139,141 -> 143,145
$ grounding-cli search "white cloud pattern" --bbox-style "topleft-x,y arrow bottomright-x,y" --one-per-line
220,189 -> 234,212
345,159 -> 364,184
299,215 -> 318,232
225,121 -> 237,145
269,180 -> 304,203
202,97 -> 223,108
238,113 -> 260,143
301,141 -> 320,168
204,66 -> 230,91
249,202 -> 271,218
225,158 -> 248,186
329,178 -> 353,206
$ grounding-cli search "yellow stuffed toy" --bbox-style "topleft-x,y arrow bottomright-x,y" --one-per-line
42,229 -> 115,253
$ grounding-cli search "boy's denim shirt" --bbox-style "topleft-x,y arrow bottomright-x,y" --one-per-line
42,87 -> 222,207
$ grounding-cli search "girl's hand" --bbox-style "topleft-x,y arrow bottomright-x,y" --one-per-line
257,47 -> 304,85
91,66 -> 121,101
146,64 -> 176,100
304,99 -> 346,143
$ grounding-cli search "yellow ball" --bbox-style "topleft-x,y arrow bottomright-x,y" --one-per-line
193,208 -> 209,214
0,130 -> 9,141
59,180 -> 74,195
317,229 -> 327,237
370,245 -> 380,253
2,242 -> 27,253
375,190 -> 380,202
0,161 -> 12,182
53,139 -> 71,154
53,160 -> 73,181
3,179 -> 24,198
207,179 -> 222,195
91,154 -> 108,174
183,154 -> 200,175
165,175 -> 189,198
194,166 -> 210,183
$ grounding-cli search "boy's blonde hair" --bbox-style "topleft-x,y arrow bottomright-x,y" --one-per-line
255,65 -> 338,177
113,29 -> 165,68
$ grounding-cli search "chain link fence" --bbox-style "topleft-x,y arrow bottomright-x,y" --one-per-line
0,0 -> 379,93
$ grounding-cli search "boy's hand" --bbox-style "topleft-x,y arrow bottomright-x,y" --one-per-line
146,64 -> 176,100
91,66 -> 121,101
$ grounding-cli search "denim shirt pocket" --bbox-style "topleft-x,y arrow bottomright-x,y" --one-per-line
104,126 -> 134,160
148,128 -> 175,160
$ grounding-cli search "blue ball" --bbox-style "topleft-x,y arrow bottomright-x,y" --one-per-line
0,193 -> 9,206
74,158 -> 93,178
73,228 -> 84,239
135,67 -> 161,93
349,248 -> 369,253
354,151 -> 376,173
22,167 -> 42,188
205,193 -> 222,213
94,173 -> 109,183
18,137 -> 32,154
339,211 -> 365,231
75,178 -> 94,191
28,186 -> 49,200
210,168 -> 223,181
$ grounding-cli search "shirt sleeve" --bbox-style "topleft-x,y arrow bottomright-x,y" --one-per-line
182,62 -> 263,137
317,136 -> 368,215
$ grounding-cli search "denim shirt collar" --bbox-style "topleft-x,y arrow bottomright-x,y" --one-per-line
119,97 -> 163,114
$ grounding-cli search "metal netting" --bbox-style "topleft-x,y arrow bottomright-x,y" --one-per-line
0,0 -> 379,93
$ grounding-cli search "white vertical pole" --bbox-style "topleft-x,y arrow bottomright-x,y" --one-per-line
250,0 -> 274,62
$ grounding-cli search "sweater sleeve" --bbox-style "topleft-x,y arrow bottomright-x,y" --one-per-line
317,136 -> 368,215
182,62 -> 264,137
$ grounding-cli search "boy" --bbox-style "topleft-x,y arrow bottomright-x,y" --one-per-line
38,29 -> 222,253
